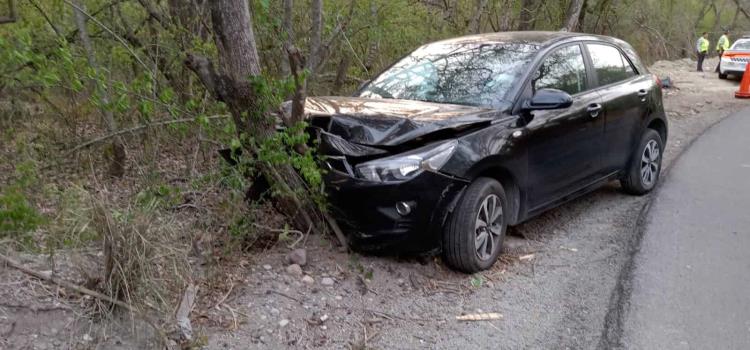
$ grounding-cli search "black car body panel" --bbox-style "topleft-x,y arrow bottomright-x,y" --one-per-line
306,31 -> 668,254
305,96 -> 498,147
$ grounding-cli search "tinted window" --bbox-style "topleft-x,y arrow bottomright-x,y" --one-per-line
358,43 -> 538,108
532,45 -> 587,95
587,44 -> 636,86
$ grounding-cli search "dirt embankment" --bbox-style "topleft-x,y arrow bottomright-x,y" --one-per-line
1,57 -> 747,350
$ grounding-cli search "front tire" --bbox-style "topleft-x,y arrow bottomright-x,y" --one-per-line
442,177 -> 507,273
621,129 -> 663,195
719,72 -> 728,79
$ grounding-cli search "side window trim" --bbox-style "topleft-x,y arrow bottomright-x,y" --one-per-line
584,41 -> 640,91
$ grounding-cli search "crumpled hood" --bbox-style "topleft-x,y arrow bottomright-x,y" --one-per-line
305,96 -> 498,146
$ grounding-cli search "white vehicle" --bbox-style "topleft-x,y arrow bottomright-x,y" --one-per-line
719,38 -> 750,79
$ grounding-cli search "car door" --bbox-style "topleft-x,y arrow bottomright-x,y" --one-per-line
585,43 -> 652,173
523,43 -> 606,210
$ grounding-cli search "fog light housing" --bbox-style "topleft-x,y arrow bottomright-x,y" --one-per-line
395,201 -> 412,216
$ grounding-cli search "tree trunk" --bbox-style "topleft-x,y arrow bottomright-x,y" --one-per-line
333,54 -> 351,94
561,0 -> 586,32
365,0 -> 379,73
517,0 -> 536,30
468,0 -> 489,34
71,0 -> 126,177
195,0 -> 328,236
0,0 -> 16,24
280,0 -> 294,76
592,0 -> 612,34
307,0 -> 323,76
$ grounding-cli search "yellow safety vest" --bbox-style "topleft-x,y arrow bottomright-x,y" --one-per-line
717,35 -> 730,51
699,37 -> 709,53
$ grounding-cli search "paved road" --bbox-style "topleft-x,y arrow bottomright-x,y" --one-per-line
615,108 -> 750,349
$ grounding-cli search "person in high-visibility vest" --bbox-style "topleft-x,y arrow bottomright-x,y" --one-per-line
697,32 -> 710,72
715,30 -> 731,73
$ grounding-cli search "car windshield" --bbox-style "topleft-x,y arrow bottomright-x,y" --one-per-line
357,42 -> 538,108
732,40 -> 750,50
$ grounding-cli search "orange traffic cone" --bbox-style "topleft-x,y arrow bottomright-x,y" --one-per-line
735,63 -> 750,99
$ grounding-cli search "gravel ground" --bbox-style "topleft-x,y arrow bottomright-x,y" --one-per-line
1,57 -> 747,350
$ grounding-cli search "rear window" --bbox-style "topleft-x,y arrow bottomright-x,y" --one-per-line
587,44 -> 637,87
732,40 -> 750,50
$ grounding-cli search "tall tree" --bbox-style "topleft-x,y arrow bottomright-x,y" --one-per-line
186,0 -> 332,238
468,0 -> 490,34
562,0 -> 587,32
70,0 -> 126,177
280,0 -> 294,75
307,0 -> 323,76
518,0 -> 537,30
0,0 -> 15,24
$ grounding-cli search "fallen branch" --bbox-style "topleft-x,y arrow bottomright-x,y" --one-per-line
63,114 -> 229,156
175,284 -> 197,341
0,253 -> 167,340
456,312 -> 503,321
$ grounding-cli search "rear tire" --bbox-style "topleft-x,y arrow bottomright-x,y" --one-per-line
621,129 -> 663,195
442,177 -> 507,273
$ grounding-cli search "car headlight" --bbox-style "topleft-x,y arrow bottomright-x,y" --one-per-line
355,140 -> 458,182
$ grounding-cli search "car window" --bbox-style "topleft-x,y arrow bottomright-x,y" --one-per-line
587,44 -> 636,86
732,40 -> 750,50
532,45 -> 587,95
357,42 -> 539,108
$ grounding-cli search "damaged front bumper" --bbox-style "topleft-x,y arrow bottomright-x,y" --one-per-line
324,166 -> 468,253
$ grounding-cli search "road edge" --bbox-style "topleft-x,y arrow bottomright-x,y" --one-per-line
597,106 -> 750,349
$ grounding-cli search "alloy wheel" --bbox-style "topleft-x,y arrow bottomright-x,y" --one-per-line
640,139 -> 660,188
474,194 -> 504,261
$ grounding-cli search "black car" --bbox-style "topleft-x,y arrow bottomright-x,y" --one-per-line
305,31 -> 667,273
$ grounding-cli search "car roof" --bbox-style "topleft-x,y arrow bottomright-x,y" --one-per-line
429,31 -> 598,48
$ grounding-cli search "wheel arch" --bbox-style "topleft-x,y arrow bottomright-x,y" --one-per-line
468,163 -> 524,225
646,117 -> 668,143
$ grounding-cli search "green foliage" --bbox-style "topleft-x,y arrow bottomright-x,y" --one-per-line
470,274 -> 484,288
135,183 -> 183,210
0,161 -> 44,242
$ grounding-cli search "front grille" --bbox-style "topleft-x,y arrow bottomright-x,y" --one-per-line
731,57 -> 750,63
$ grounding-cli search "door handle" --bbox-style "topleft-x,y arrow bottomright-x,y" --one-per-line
637,89 -> 648,102
587,103 -> 602,118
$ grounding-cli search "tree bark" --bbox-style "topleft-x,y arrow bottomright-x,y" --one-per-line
468,0 -> 489,34
71,0 -> 126,177
0,0 -> 16,24
365,0 -> 379,73
307,0 -> 323,76
561,0 -> 586,32
280,0 -> 294,75
517,0 -> 537,30
190,0 -> 331,238
333,54 -> 352,94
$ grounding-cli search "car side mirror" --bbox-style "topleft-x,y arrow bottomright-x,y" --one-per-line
522,88 -> 573,111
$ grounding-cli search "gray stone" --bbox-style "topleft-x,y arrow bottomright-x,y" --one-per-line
301,275 -> 314,284
321,277 -> 335,286
286,264 -> 303,276
286,249 -> 307,266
